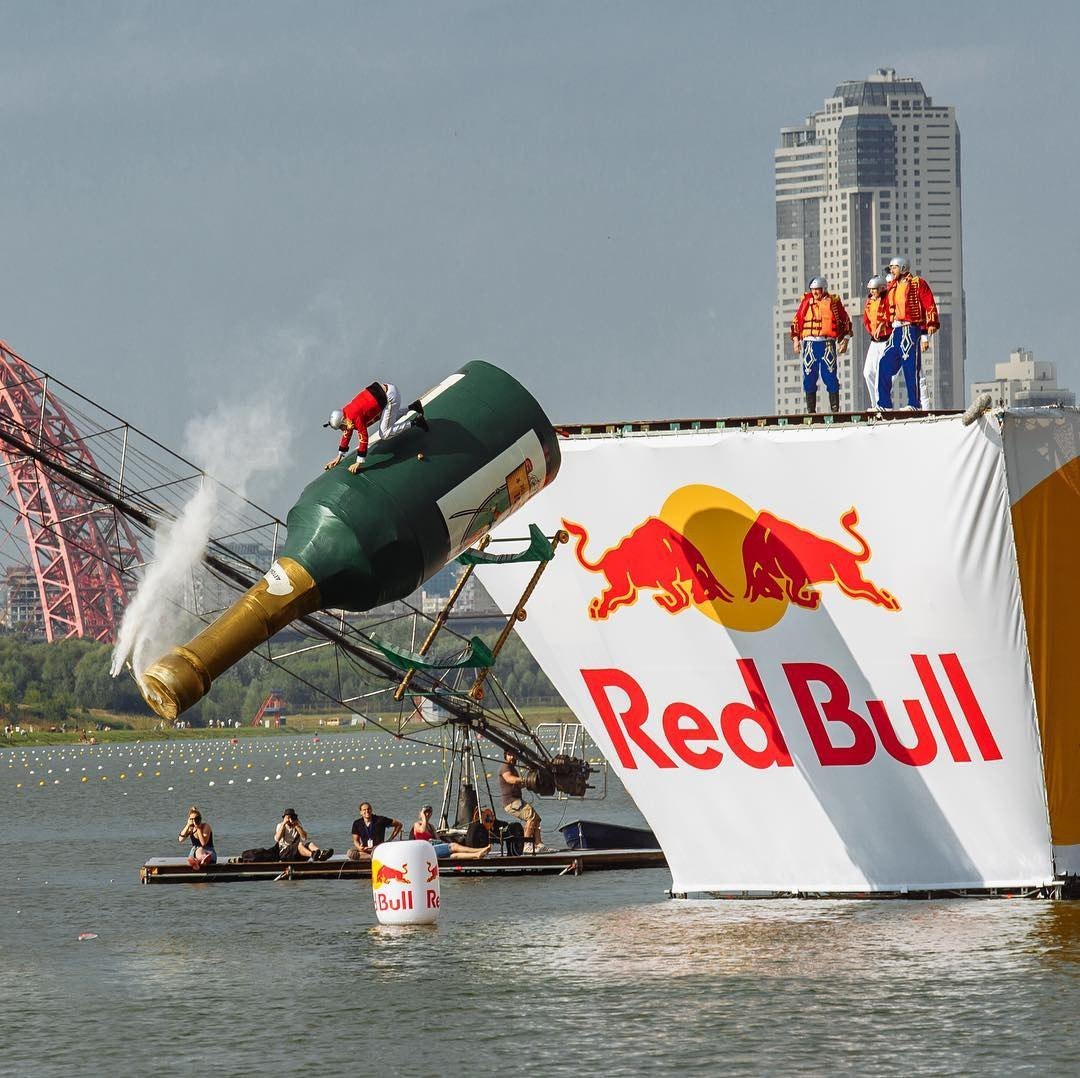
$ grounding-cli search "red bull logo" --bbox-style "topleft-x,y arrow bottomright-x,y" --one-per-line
371,860 -> 411,888
564,484 -> 899,632
562,517 -> 733,619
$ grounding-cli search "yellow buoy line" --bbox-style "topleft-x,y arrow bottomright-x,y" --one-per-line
1,734 -> 459,792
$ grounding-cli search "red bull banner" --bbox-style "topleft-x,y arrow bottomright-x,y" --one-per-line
477,416 -> 1057,895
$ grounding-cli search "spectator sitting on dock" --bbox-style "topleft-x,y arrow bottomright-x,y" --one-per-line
179,806 -> 217,870
347,801 -> 403,860
461,807 -> 498,850
409,802 -> 490,858
409,804 -> 438,841
275,808 -> 333,862
500,751 -> 551,853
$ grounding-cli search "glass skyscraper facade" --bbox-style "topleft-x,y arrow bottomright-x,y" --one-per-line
773,70 -> 966,413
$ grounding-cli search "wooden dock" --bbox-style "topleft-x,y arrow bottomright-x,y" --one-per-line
140,848 -> 667,884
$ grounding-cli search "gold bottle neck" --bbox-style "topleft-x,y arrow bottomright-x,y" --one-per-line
139,557 -> 321,720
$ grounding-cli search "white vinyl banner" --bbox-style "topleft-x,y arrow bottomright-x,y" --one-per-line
477,416 -> 1054,894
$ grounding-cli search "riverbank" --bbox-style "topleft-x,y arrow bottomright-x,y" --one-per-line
1,705 -> 577,747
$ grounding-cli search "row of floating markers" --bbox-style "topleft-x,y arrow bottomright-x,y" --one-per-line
2,735 -> 478,790
19,776 -> 446,790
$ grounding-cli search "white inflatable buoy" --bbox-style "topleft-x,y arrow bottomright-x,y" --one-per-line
371,839 -> 440,925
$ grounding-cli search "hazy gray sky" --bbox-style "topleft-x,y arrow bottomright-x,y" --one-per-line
2,1 -> 1077,507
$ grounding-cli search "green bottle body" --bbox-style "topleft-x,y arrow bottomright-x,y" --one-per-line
281,360 -> 561,610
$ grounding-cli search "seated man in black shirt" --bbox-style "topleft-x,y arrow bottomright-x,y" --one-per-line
462,806 -> 497,850
347,801 -> 403,860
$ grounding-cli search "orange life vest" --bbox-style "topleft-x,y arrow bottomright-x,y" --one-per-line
887,275 -> 939,330
793,293 -> 849,339
863,295 -> 891,341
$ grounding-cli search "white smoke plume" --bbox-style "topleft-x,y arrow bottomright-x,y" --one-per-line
109,289 -> 386,688
109,395 -> 295,682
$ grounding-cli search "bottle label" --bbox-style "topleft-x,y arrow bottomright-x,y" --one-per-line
263,561 -> 294,596
437,429 -> 548,558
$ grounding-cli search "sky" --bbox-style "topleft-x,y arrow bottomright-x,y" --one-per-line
2,0 -> 1078,510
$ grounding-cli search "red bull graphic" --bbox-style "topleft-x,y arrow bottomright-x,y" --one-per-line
564,485 -> 899,631
371,861 -> 411,888
581,653 -> 1002,772
742,508 -> 900,612
562,517 -> 733,619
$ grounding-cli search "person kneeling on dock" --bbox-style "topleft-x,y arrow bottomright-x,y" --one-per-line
500,752 -> 550,853
179,806 -> 216,870
276,808 -> 333,862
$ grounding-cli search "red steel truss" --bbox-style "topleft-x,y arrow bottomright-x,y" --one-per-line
0,342 -> 142,642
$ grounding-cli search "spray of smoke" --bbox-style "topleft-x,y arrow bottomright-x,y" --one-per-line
109,289 -> 387,688
109,395 -> 295,682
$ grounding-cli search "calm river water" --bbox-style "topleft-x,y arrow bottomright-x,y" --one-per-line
2,733 -> 1079,1076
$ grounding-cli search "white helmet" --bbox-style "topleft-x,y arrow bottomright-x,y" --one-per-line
888,255 -> 910,273
808,276 -> 827,290
867,275 -> 886,291
325,409 -> 345,430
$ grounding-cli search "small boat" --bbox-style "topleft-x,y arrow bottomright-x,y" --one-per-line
559,819 -> 657,851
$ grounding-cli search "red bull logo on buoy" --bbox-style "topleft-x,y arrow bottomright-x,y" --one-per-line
563,484 -> 899,633
371,860 -> 411,888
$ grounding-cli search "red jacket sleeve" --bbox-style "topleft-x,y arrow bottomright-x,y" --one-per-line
833,295 -> 852,339
791,295 -> 810,339
862,301 -> 872,337
918,279 -> 939,331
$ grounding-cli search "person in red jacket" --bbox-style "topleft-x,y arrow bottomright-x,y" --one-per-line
790,277 -> 852,414
862,275 -> 891,409
324,382 -> 428,474
878,256 -> 939,409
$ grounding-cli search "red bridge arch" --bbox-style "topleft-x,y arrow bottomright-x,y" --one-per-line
0,342 -> 142,642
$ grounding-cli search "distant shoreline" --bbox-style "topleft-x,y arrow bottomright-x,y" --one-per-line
1,705 -> 577,748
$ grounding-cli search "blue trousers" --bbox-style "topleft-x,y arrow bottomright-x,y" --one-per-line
801,339 -> 839,393
877,324 -> 923,409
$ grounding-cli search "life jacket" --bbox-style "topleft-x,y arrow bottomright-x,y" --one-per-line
864,295 -> 891,341
887,275 -> 939,330
792,293 -> 850,340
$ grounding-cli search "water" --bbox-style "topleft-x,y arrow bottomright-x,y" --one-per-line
3,734 -> 1080,1076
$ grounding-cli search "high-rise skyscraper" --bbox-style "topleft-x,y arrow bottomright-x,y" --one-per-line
773,69 -> 965,413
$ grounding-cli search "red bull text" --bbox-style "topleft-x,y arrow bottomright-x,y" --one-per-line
582,654 -> 1001,771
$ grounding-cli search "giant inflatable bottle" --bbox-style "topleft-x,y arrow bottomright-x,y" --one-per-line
139,361 -> 560,719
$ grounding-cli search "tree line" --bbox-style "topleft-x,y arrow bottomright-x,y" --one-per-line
0,622 -> 563,727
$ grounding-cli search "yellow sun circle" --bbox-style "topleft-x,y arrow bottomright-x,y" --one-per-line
659,484 -> 788,632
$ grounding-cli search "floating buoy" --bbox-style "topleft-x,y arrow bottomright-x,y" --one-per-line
371,840 -> 440,926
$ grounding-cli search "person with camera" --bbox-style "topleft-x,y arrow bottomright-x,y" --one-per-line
274,808 -> 332,862
499,751 -> 550,853
178,806 -> 217,870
